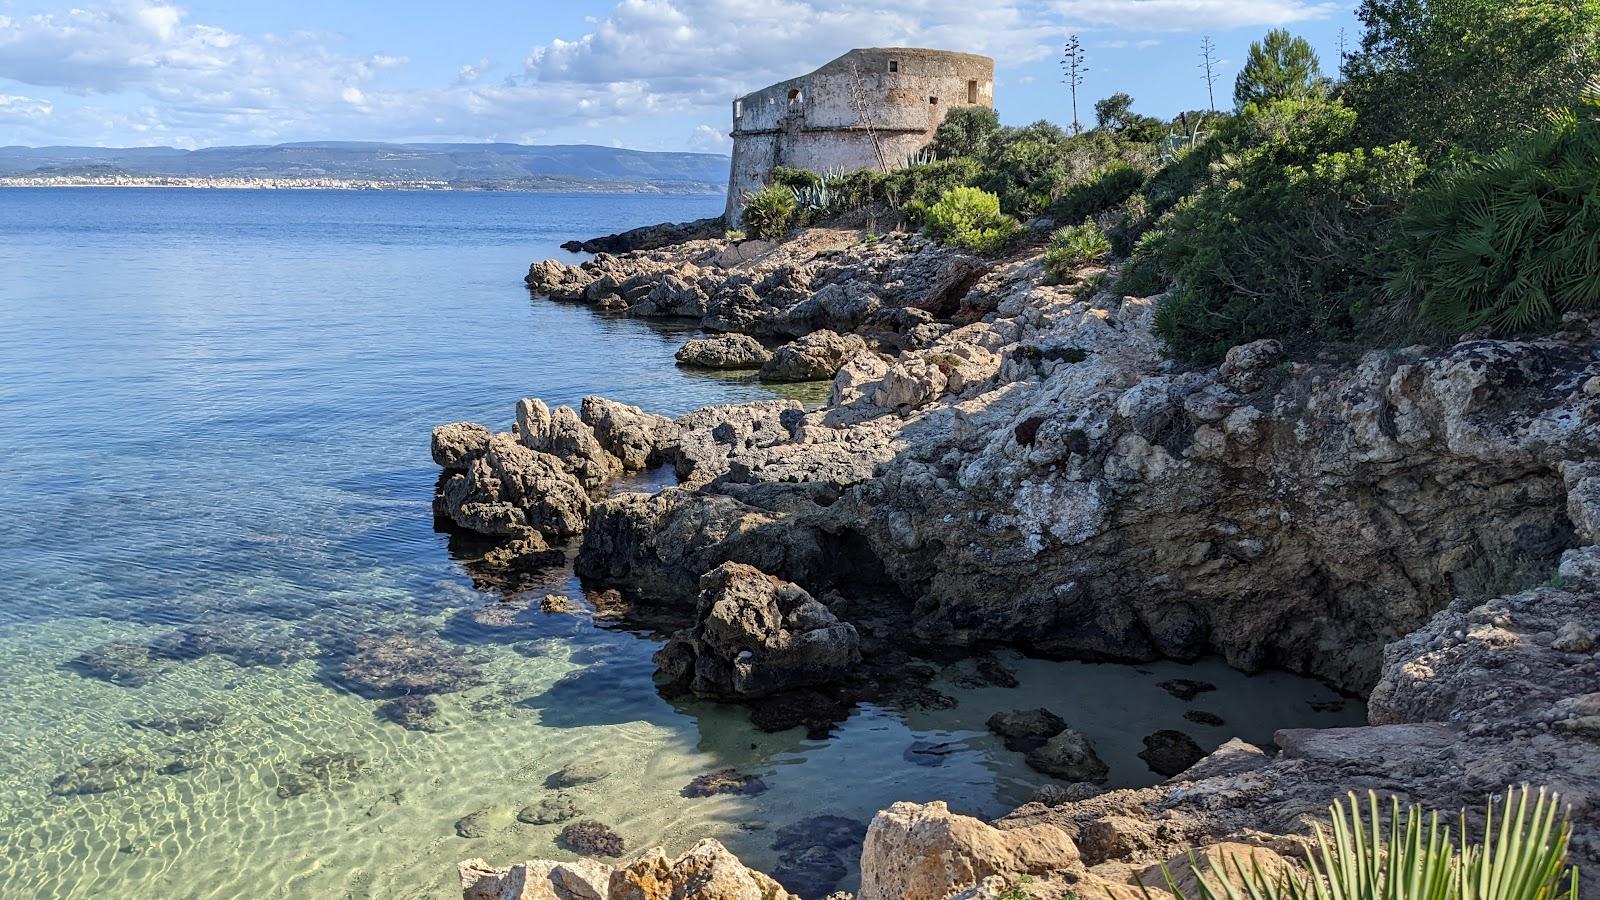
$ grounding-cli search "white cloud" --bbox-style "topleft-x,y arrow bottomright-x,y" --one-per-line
688,123 -> 731,151
0,0 -> 1338,148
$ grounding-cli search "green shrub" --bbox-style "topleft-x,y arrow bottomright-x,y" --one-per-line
1116,230 -> 1168,297
723,229 -> 747,242
931,106 -> 1002,160
831,169 -> 890,211
741,185 -> 799,240
924,186 -> 1022,254
892,158 -> 984,224
769,166 -> 822,192
1163,788 -> 1578,900
1044,221 -> 1112,282
1346,0 -> 1600,155
1051,162 -> 1147,223
1149,98 -> 1424,362
1389,88 -> 1600,333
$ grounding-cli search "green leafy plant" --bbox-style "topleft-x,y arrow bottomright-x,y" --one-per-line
723,229 -> 747,242
1387,85 -> 1600,334
1044,220 -> 1112,282
924,186 -> 1022,254
1234,29 -> 1327,109
931,105 -> 1002,160
1161,788 -> 1579,900
740,184 -> 799,240
1052,161 -> 1147,223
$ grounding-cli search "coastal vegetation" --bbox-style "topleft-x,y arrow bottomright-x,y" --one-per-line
749,0 -> 1600,362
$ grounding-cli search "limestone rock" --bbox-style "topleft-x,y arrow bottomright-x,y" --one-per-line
580,396 -> 674,471
1217,339 -> 1285,393
434,422 -> 493,471
858,800 -> 1080,900
759,330 -> 870,382
609,839 -> 800,900
517,398 -> 621,491
1026,729 -> 1109,783
460,856 -> 613,900
676,334 -> 774,369
434,432 -> 592,539
653,562 -> 861,699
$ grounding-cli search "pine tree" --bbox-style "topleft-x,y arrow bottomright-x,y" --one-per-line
1233,28 -> 1324,109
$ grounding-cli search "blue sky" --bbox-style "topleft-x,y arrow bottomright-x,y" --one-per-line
0,0 -> 1362,151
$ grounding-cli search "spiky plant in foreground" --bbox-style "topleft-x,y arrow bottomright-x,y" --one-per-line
1389,82 -> 1600,334
1160,788 -> 1578,900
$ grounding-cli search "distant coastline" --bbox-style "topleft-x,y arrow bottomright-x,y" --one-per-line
0,174 -> 721,193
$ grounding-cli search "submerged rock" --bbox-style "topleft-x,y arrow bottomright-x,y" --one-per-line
517,794 -> 580,825
558,819 -> 625,857
546,762 -> 610,789
455,806 -> 514,839
985,708 -> 1068,753
1025,729 -> 1109,783
1137,729 -> 1206,778
274,751 -> 369,799
1156,680 -> 1216,702
49,752 -> 154,796
340,633 -> 483,697
653,562 -> 861,699
676,333 -> 774,369
68,639 -> 172,687
746,688 -> 854,739
127,707 -> 226,735
378,695 -> 443,731
1182,710 -> 1225,727
682,768 -> 769,798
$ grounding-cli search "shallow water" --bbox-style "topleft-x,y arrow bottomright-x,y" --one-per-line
0,188 -> 1364,899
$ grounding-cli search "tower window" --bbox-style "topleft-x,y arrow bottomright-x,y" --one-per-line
788,88 -> 802,108
929,96 -> 938,104
967,80 -> 978,104
734,99 -> 743,119
888,60 -> 899,73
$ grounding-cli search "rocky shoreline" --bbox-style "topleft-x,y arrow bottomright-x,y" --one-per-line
437,224 -> 1600,899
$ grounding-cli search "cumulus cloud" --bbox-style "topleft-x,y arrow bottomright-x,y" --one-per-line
0,0 -> 1338,147
688,123 -> 732,151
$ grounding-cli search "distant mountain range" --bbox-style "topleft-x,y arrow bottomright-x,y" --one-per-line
0,142 -> 730,191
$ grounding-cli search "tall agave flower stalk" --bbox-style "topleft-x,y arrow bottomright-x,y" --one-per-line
1159,787 -> 1579,900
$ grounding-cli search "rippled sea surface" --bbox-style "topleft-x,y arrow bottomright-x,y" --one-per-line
0,188 -> 1365,900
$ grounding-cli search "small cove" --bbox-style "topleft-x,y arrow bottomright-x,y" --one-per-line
0,188 -> 1364,899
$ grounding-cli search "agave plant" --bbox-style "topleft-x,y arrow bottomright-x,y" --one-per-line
1160,788 -> 1579,900
1159,113 -> 1208,164
904,146 -> 938,169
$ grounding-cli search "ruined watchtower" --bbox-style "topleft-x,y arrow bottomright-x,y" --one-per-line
725,48 -> 995,223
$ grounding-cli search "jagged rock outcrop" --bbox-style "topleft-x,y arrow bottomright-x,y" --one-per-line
433,431 -> 592,539
579,396 -> 673,470
653,562 -> 861,698
676,334 -> 773,369
759,330 -> 870,382
558,216 -> 724,255
518,398 -> 622,491
461,839 -> 798,900
858,800 -> 1080,900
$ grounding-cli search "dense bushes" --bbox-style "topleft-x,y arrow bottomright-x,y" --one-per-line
1149,98 -> 1423,361
1043,221 -> 1111,281
923,187 -> 1021,254
1050,162 -> 1145,223
1388,87 -> 1600,332
740,185 -> 798,240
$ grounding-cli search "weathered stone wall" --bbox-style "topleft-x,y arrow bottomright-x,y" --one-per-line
725,48 -> 994,223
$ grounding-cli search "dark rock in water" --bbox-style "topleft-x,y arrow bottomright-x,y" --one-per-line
774,845 -> 848,900
1309,698 -> 1347,712
146,621 -> 314,668
1158,679 -> 1217,701
1139,729 -> 1207,777
68,640 -> 173,687
50,752 -> 153,796
128,707 -> 226,735
976,655 -> 1020,688
339,633 -> 483,697
378,695 -> 443,731
1026,729 -> 1109,783
772,815 -> 867,853
903,740 -> 963,767
1184,710 -> 1225,727
545,762 -> 610,789
747,689 -> 853,739
888,684 -> 958,711
478,530 -> 566,575
943,653 -> 1020,689
556,216 -> 723,255
770,815 -> 867,899
1031,782 -> 1103,806
682,768 -> 768,797
986,708 -> 1068,752
274,751 -> 369,799
559,819 -> 625,857
518,794 -> 580,825
455,806 -> 513,838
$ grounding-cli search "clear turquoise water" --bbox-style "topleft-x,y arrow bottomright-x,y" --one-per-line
0,189 -> 1364,899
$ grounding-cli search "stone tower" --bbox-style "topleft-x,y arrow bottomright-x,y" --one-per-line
724,48 -> 995,223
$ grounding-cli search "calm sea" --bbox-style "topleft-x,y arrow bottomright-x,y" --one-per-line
0,188 -> 1362,899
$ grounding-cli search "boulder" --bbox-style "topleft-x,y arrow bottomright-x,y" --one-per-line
1138,730 -> 1206,778
517,398 -> 621,490
1025,729 -> 1109,783
579,396 -> 673,471
759,330 -> 870,382
858,800 -> 1080,900
460,856 -> 613,900
653,562 -> 860,699
609,839 -> 800,900
433,423 -> 494,471
435,433 -> 592,539
676,334 -> 774,369
986,708 -> 1068,752
1216,339 -> 1285,394
649,560 -> 857,695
